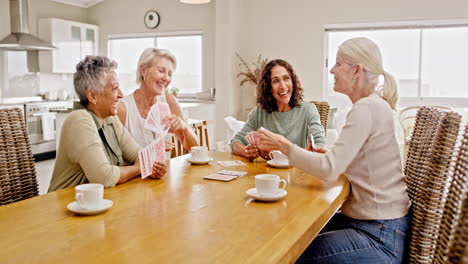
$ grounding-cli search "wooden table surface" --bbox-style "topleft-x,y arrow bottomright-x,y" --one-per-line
0,152 -> 349,264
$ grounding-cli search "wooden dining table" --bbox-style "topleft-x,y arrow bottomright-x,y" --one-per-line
0,151 -> 349,264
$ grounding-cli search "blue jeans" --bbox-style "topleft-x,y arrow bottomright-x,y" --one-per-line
296,213 -> 409,264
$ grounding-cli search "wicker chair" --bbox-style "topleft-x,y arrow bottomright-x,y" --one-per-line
436,123 -> 468,264
399,105 -> 451,160
0,108 -> 39,206
310,101 -> 330,135
405,108 -> 462,263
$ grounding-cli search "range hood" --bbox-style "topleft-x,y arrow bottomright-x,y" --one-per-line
0,0 -> 55,51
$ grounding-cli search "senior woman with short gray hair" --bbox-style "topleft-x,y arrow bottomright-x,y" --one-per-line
48,55 -> 167,192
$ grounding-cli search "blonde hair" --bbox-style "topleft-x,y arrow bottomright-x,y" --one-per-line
338,37 -> 398,110
136,48 -> 177,85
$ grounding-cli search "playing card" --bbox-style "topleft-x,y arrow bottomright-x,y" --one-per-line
144,111 -> 159,132
310,133 -> 315,149
138,138 -> 165,179
217,160 -> 246,166
203,174 -> 237,182
246,133 -> 254,145
250,131 -> 260,145
157,102 -> 171,125
145,102 -> 171,138
217,170 -> 247,177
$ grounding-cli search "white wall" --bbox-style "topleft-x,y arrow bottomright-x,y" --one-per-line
214,0 -> 243,142
87,0 -> 215,95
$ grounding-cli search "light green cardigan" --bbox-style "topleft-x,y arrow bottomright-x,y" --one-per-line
232,103 -> 326,149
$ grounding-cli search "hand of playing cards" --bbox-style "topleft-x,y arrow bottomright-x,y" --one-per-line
144,95 -> 171,139
138,138 -> 166,179
245,131 -> 260,147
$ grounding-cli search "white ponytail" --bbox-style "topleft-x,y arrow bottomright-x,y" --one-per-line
381,71 -> 398,110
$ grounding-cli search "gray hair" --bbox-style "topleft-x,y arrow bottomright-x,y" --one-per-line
136,48 -> 177,85
339,37 -> 399,110
74,56 -> 117,107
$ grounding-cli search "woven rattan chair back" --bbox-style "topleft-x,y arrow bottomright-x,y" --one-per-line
406,108 -> 462,264
0,108 -> 39,206
310,101 -> 330,135
399,105 -> 451,161
405,107 -> 447,202
436,123 -> 468,264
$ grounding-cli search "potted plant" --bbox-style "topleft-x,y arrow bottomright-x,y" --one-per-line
236,53 -> 268,117
236,53 -> 268,87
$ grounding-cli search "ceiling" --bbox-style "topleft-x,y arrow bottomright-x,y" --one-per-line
49,0 -> 104,8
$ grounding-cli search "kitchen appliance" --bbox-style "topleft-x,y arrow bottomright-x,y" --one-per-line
25,101 -> 72,155
0,0 -> 55,50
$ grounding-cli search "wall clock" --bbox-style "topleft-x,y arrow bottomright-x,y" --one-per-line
144,10 -> 160,29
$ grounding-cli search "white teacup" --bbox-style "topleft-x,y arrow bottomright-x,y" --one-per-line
75,183 -> 104,210
190,146 -> 209,161
268,150 -> 289,164
255,174 -> 287,197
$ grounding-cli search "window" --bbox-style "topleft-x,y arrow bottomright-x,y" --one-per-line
324,21 -> 468,108
108,32 -> 202,96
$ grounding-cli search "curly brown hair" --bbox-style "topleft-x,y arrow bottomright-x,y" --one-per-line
256,59 -> 304,113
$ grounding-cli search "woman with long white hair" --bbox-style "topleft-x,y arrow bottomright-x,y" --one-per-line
257,37 -> 410,263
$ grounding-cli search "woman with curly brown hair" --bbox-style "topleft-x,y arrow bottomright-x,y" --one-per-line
231,59 -> 325,160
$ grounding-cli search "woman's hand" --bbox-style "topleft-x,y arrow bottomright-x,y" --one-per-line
257,128 -> 292,155
258,149 -> 271,160
164,141 -> 175,152
306,140 -> 327,153
244,144 -> 260,160
163,115 -> 187,134
149,161 -> 167,179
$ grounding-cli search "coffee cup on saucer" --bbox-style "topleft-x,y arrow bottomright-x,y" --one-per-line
190,146 -> 209,161
75,183 -> 104,210
268,150 -> 288,165
255,174 -> 287,197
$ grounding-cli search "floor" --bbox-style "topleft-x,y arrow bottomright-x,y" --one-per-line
35,159 -> 55,195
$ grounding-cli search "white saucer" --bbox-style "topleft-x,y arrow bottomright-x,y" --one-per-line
67,199 -> 113,215
267,160 -> 290,168
186,157 -> 213,165
246,188 -> 287,202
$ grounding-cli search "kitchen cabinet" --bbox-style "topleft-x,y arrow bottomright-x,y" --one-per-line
38,18 -> 98,73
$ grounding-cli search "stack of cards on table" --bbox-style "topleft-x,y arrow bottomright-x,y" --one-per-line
203,170 -> 247,182
139,138 -> 165,179
246,131 -> 260,146
144,102 -> 171,136
217,160 -> 246,166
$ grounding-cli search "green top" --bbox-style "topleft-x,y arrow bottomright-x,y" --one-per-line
48,106 -> 141,192
232,103 -> 325,149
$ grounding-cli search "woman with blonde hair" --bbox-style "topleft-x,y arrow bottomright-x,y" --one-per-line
257,37 -> 410,263
117,48 -> 197,157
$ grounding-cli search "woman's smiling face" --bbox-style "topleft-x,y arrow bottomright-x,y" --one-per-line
94,71 -> 123,118
141,56 -> 174,95
270,65 -> 293,108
